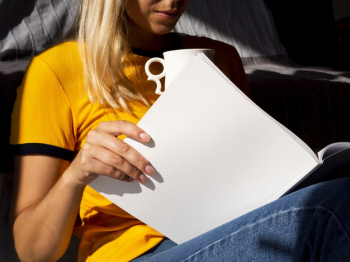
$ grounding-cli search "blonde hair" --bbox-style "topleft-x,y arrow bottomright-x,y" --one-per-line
76,0 -> 149,113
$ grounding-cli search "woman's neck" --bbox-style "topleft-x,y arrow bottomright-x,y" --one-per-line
130,33 -> 169,52
128,21 -> 175,52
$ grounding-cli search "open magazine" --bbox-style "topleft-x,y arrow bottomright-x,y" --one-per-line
89,53 -> 350,244
285,142 -> 350,195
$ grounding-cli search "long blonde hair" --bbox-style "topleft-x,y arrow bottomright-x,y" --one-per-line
76,0 -> 149,113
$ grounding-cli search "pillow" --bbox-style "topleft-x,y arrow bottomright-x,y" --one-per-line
0,0 -> 78,60
174,0 -> 287,61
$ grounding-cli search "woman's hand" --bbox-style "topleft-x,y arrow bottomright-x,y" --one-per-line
68,120 -> 155,187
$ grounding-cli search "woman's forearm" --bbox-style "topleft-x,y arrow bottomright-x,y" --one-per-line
12,169 -> 85,262
11,121 -> 154,261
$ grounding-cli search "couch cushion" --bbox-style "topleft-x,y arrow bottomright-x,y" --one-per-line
174,0 -> 287,61
0,0 -> 78,60
246,64 -> 350,151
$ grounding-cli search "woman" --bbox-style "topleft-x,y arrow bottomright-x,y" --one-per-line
9,0 -> 350,261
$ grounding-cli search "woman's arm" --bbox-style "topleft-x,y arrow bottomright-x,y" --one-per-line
10,121 -> 155,262
10,155 -> 83,262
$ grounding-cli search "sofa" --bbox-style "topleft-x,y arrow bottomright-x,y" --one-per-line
1,0 -> 349,260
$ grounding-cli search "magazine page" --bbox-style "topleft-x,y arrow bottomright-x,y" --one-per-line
317,142 -> 350,160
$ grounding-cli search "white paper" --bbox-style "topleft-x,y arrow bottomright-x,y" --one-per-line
89,55 -> 318,244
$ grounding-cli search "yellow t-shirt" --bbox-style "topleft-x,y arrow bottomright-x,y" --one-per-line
10,42 -> 165,262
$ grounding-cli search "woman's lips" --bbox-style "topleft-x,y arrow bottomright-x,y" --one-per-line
155,10 -> 180,20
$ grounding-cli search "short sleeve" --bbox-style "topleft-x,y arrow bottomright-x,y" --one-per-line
10,57 -> 76,161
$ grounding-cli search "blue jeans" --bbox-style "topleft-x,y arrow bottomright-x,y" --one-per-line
133,178 -> 350,261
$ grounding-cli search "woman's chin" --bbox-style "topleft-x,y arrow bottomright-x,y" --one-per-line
151,27 -> 176,36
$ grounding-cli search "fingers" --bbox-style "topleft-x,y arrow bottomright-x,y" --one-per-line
76,120 -> 155,185
97,121 -> 151,143
91,145 -> 152,183
87,128 -> 154,177
80,154 -> 132,183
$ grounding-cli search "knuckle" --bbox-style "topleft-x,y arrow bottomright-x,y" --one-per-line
119,173 -> 129,181
111,154 -> 124,165
98,121 -> 106,128
116,170 -> 129,181
115,120 -> 127,130
105,165 -> 116,176
131,128 -> 141,138
82,143 -> 92,152
96,121 -> 110,130
118,142 -> 130,153
87,129 -> 97,140
135,157 -> 147,168
130,168 -> 141,178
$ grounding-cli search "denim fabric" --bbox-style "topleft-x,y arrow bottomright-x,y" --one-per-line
133,178 -> 350,261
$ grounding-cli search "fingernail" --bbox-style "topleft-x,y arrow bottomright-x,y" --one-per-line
139,174 -> 148,183
140,132 -> 151,142
145,165 -> 155,175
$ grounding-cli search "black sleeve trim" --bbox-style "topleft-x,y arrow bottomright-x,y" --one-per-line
11,143 -> 75,161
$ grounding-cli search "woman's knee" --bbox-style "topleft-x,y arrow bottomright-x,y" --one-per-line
285,177 -> 350,221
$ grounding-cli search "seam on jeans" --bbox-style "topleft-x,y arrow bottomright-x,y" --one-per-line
314,205 -> 350,242
179,206 -> 350,262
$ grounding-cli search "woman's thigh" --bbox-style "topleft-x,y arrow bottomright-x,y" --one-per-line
133,178 -> 350,261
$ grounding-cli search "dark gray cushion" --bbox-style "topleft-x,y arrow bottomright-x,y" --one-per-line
174,0 -> 287,60
0,0 -> 78,60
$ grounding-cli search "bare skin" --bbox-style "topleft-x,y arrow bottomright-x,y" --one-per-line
126,0 -> 191,50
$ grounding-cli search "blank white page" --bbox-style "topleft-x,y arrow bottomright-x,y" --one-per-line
89,55 -> 317,244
